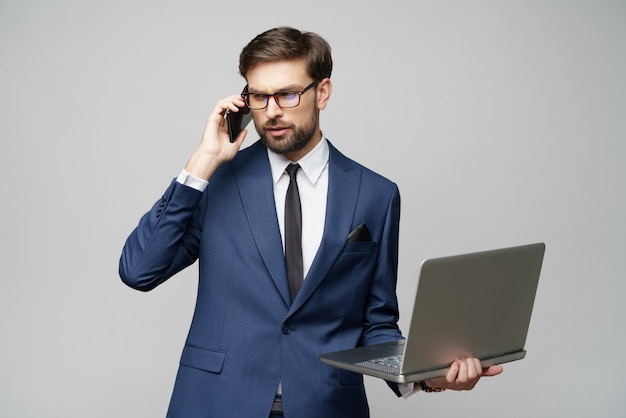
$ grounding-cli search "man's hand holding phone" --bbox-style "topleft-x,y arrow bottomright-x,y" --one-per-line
184,93 -> 251,182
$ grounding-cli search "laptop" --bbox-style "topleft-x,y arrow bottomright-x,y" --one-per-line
318,242 -> 545,383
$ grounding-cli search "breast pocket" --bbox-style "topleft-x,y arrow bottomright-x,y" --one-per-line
334,241 -> 379,289
343,241 -> 377,254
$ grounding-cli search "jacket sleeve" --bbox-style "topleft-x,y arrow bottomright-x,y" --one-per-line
362,183 -> 406,397
118,179 -> 205,291
358,183 -> 403,346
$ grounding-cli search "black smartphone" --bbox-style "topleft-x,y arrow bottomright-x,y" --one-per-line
225,103 -> 253,143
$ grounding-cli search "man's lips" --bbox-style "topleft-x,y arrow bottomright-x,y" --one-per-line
265,126 -> 291,137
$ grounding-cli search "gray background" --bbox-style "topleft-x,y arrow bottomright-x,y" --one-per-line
1,0 -> 624,417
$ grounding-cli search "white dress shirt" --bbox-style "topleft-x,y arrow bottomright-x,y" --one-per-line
267,138 -> 328,279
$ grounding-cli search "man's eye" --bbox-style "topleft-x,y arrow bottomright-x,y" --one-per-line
280,92 -> 298,100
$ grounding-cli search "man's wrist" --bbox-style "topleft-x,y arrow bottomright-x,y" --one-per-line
177,169 -> 209,192
184,149 -> 226,182
419,380 -> 446,393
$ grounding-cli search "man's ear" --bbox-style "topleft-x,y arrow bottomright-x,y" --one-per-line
316,78 -> 332,110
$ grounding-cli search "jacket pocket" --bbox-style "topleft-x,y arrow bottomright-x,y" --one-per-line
343,241 -> 377,254
180,344 -> 226,374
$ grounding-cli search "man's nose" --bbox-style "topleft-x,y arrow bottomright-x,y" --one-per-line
265,97 -> 284,119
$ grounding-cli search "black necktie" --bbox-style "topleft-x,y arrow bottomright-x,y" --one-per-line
285,163 -> 303,302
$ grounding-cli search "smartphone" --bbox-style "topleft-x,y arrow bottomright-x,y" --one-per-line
225,102 -> 253,143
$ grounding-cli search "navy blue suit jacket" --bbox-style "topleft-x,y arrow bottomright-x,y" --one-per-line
119,140 -> 403,417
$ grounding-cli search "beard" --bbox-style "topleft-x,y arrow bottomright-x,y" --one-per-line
256,108 -> 319,155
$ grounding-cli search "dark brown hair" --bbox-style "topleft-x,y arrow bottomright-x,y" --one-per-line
239,26 -> 333,81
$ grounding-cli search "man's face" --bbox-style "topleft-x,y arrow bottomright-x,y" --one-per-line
246,59 -> 324,160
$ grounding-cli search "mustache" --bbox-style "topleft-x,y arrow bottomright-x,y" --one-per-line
262,119 -> 294,129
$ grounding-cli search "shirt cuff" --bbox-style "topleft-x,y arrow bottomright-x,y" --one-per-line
398,382 -> 419,398
176,169 -> 209,192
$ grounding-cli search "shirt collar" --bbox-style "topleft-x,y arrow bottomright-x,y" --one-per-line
268,136 -> 329,185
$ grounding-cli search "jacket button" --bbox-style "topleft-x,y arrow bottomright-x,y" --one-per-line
281,324 -> 292,334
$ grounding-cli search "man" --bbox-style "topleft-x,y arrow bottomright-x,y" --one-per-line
119,26 -> 502,418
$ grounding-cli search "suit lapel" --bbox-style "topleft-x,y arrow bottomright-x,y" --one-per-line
234,141 -> 362,313
289,143 -> 360,313
233,142 -> 292,307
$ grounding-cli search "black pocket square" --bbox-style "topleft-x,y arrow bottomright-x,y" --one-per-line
347,222 -> 372,243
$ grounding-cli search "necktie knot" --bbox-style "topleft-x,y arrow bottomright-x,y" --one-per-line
286,163 -> 300,180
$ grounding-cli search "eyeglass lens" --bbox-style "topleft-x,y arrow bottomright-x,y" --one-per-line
246,92 -> 300,109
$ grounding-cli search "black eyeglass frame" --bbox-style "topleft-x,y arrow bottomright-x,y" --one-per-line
242,80 -> 320,110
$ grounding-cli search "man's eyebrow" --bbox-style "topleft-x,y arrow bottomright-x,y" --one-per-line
247,84 -> 303,94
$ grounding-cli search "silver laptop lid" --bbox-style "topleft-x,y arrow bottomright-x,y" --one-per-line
400,242 -> 545,374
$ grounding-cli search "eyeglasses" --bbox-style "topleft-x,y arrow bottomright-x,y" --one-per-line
242,80 -> 319,110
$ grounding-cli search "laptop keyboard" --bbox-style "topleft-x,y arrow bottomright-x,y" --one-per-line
355,355 -> 403,375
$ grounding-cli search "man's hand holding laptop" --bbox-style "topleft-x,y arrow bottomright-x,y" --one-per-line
421,358 -> 504,392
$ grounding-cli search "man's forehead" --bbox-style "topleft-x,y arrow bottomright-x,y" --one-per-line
245,59 -> 309,92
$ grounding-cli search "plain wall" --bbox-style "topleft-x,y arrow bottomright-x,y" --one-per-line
1,1 -> 624,417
